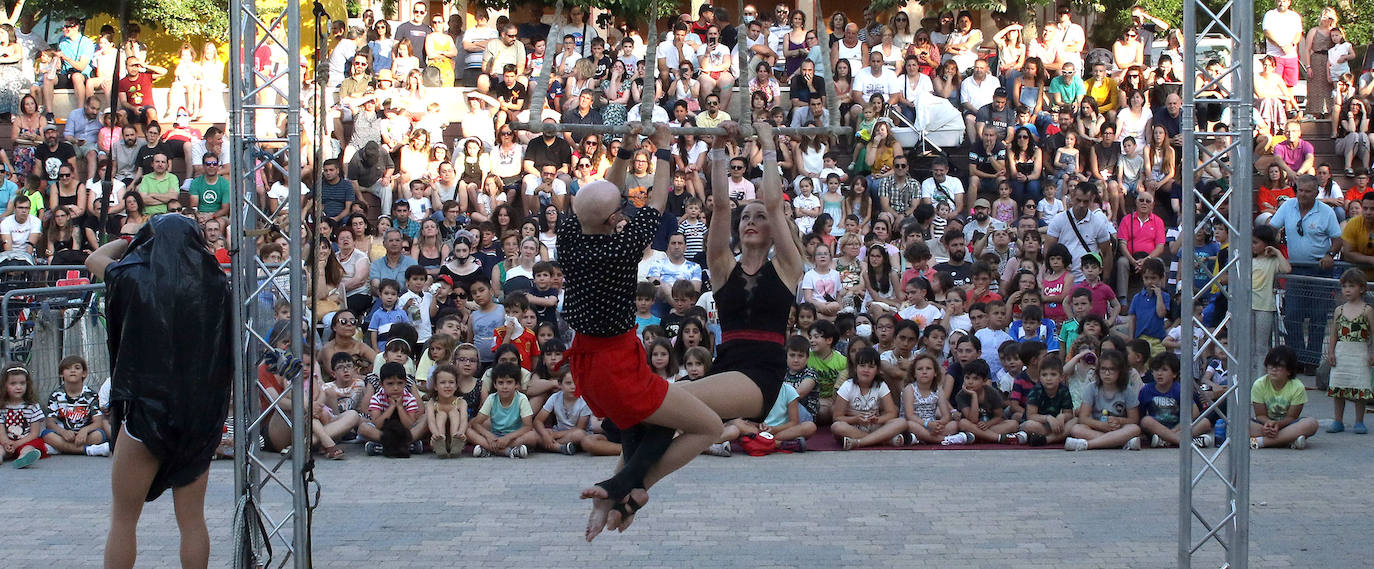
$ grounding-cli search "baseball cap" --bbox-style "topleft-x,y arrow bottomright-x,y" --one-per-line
973,198 -> 992,209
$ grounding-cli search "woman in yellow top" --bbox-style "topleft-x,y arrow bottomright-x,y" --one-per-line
425,14 -> 459,87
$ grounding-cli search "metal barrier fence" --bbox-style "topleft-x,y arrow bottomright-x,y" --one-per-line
0,264 -> 105,398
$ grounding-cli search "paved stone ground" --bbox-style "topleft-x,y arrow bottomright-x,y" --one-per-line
4,392 -> 1368,568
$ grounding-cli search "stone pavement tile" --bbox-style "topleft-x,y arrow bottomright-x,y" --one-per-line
4,393 -> 1370,568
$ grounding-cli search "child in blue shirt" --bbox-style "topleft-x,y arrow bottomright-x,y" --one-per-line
1127,258 -> 1170,355
468,362 -> 538,458
1009,304 -> 1059,352
367,279 -> 411,350
1138,352 -> 1213,448
633,282 -> 660,335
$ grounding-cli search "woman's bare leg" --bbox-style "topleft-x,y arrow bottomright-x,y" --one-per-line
104,428 -> 158,569
171,471 -> 211,569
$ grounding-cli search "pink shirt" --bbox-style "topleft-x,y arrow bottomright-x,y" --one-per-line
1116,212 -> 1166,256
1069,281 -> 1117,318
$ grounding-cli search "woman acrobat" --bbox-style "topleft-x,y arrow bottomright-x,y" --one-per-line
577,121 -> 805,539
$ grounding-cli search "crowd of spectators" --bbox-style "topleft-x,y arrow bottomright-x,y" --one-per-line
3,1 -> 1369,464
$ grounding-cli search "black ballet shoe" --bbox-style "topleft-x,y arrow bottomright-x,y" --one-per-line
610,492 -> 645,520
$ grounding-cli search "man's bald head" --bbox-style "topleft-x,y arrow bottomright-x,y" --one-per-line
573,180 -> 623,231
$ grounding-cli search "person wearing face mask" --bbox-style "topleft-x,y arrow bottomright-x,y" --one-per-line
439,232 -> 486,292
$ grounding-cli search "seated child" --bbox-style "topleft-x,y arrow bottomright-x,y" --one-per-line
807,320 -> 848,423
361,362 -> 426,458
2,366 -> 47,468
900,353 -> 960,445
467,362 -> 538,458
1007,340 -> 1048,422
1126,338 -> 1154,384
1248,346 -> 1320,449
426,364 -> 469,458
646,337 -> 683,382
493,293 -> 540,371
830,347 -> 906,449
367,279 -> 411,350
720,380 -> 815,453
1016,354 -> 1076,446
417,333 -> 458,384
532,368 -> 592,455
1010,304 -> 1059,351
681,346 -> 712,381
1064,350 -> 1144,451
782,335 -> 820,420
1126,258 -> 1170,356
993,340 -> 1024,396
634,282 -> 660,335
42,355 -> 110,456
309,355 -> 362,459
955,359 -> 1021,444
1139,352 -> 1213,449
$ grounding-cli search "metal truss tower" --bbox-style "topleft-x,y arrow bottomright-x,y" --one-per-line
1179,0 -> 1254,566
227,0 -> 311,567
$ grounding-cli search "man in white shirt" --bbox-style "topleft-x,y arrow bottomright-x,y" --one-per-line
960,59 -> 1000,145
1262,0 -> 1304,87
1045,183 -> 1117,282
852,51 -> 898,106
657,22 -> 700,93
648,233 -> 703,303
0,194 -> 40,252
523,164 -> 568,215
696,26 -> 738,110
326,27 -> 362,88
919,157 -> 966,214
1049,6 -> 1086,72
743,19 -> 776,71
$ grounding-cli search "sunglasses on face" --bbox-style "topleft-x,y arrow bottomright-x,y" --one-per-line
730,165 -> 745,170
204,161 -> 219,167
58,173 -> 72,178
336,318 -> 358,326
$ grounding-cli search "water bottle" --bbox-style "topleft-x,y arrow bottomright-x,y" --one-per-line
1215,418 -> 1227,445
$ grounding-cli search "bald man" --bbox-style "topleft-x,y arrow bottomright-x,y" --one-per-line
559,123 -> 722,541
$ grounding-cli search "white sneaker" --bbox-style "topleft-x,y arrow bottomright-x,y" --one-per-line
904,433 -> 920,446
1192,434 -> 1214,448
941,432 -> 969,446
1013,431 -> 1028,444
45,443 -> 59,455
1289,435 -> 1307,450
506,445 -> 528,458
890,434 -> 907,447
707,442 -> 733,457
1249,437 -> 1263,449
472,445 -> 492,458
85,442 -> 111,457
1064,437 -> 1089,451
841,437 -> 857,450
1123,437 -> 1141,451
1150,434 -> 1165,448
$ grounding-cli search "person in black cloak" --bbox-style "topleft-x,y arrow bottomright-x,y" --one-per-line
87,213 -> 232,569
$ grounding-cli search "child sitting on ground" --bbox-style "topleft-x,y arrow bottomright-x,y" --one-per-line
42,355 -> 110,456
1064,349 -> 1143,451
426,364 -> 469,458
1248,346 -> 1321,449
1,365 -> 45,468
719,379 -> 815,454
807,320 -> 848,423
1015,354 -> 1076,446
1139,352 -> 1213,449
900,353 -> 959,445
468,362 -> 537,458
532,368 -> 591,455
994,340 -> 1024,396
831,347 -> 907,450
955,359 -> 1021,444
646,337 -> 683,382
1010,304 -> 1059,351
782,335 -> 821,420
1007,341 -> 1048,423
362,362 -> 426,458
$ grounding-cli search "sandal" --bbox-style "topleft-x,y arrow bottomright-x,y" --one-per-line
324,445 -> 346,460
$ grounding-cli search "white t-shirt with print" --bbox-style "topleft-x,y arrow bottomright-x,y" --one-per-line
836,379 -> 891,415
0,214 -> 40,251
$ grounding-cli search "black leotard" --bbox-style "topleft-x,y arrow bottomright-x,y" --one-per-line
709,260 -> 792,421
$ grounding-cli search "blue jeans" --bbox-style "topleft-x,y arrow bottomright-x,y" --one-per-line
1009,178 -> 1042,204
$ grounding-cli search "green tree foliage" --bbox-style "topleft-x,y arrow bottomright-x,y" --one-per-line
1134,0 -> 1374,46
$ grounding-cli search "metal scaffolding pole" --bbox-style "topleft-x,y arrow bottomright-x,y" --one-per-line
1179,0 -> 1253,566
229,0 -> 309,567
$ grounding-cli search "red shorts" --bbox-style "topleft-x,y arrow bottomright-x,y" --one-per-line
566,330 -> 668,429
4,437 -> 48,460
707,70 -> 725,81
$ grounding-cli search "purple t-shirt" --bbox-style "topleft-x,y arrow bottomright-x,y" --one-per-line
1272,139 -> 1313,172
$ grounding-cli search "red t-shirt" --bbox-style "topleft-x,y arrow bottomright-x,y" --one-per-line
117,72 -> 155,107
1345,185 -> 1373,203
492,327 -> 540,371
1258,185 -> 1294,211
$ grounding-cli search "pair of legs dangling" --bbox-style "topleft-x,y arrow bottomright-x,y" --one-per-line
582,372 -> 764,541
